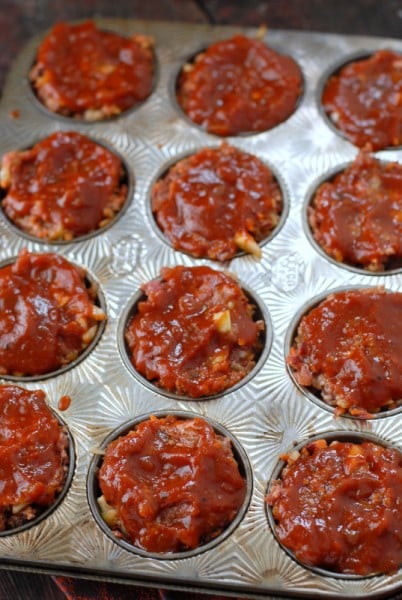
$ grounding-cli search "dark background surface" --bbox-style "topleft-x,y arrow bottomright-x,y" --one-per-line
0,0 -> 401,598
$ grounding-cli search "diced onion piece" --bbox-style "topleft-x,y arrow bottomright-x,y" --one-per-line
234,231 -> 262,258
12,503 -> 28,515
213,309 -> 232,333
97,495 -> 119,527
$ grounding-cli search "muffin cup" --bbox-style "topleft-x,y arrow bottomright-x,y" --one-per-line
266,430 -> 402,579
118,273 -> 272,401
87,410 -> 253,559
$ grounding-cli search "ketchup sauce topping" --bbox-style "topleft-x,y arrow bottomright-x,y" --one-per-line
0,250 -> 105,376
125,266 -> 264,398
98,415 -> 246,553
152,144 -> 282,261
267,438 -> 402,575
0,131 -> 127,241
287,288 -> 402,417
322,50 -> 402,150
176,35 -> 302,136
309,151 -> 402,272
30,21 -> 154,119
0,385 -> 68,523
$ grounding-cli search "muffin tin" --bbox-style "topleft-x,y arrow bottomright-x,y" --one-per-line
0,18 -> 401,600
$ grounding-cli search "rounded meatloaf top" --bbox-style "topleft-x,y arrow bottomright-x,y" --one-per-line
30,21 -> 154,120
124,265 -> 264,398
0,250 -> 106,377
322,49 -> 402,150
308,151 -> 402,272
176,34 -> 302,136
267,437 -> 402,575
0,385 -> 69,532
0,131 -> 128,241
152,143 -> 283,261
287,287 -> 402,417
97,414 -> 246,553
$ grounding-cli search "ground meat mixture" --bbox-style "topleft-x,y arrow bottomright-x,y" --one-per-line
0,131 -> 128,241
97,414 -> 246,553
0,250 -> 106,376
322,49 -> 402,150
176,34 -> 302,136
152,143 -> 283,261
287,288 -> 402,417
30,21 -> 154,120
125,265 -> 264,397
0,385 -> 69,532
267,438 -> 402,575
309,151 -> 402,271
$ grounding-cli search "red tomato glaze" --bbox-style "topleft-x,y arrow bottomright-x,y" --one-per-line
0,385 -> 68,529
125,266 -> 264,397
267,439 -> 402,575
0,250 -> 105,376
1,131 -> 127,240
177,35 -> 302,136
287,288 -> 402,417
98,415 -> 246,553
309,151 -> 402,271
30,21 -> 154,118
322,50 -> 402,150
152,143 -> 282,261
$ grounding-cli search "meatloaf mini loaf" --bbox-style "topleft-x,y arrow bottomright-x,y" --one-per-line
287,287 -> 402,417
176,35 -> 302,136
124,265 -> 264,397
30,21 -> 154,120
267,438 -> 402,575
308,151 -> 402,272
97,414 -> 246,553
0,250 -> 105,377
322,49 -> 402,150
152,144 -> 283,261
0,385 -> 69,532
0,131 -> 128,241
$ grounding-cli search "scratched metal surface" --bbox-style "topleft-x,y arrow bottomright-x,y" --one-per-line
0,19 -> 401,600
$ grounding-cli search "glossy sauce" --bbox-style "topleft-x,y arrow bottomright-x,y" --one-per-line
322,50 -> 402,150
30,21 -> 154,117
287,288 -> 402,416
309,152 -> 402,271
1,131 -> 127,240
0,250 -> 105,376
152,143 -> 282,261
0,385 -> 67,515
176,35 -> 302,136
98,415 -> 246,553
125,266 -> 264,397
58,395 -> 72,412
267,439 -> 402,575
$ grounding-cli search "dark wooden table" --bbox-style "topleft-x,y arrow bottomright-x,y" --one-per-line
0,1 -> 401,598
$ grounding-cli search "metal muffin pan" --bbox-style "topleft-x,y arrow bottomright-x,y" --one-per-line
0,18 -> 401,600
